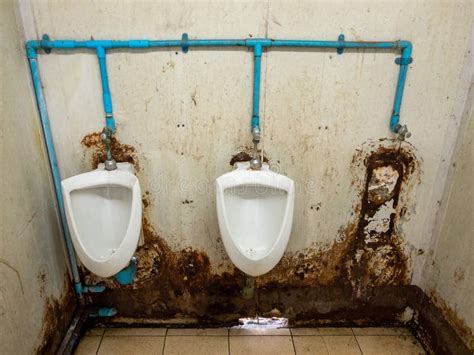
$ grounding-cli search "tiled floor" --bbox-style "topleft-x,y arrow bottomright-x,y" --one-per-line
75,327 -> 426,354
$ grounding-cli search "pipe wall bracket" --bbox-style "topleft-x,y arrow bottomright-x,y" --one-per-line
337,34 -> 345,55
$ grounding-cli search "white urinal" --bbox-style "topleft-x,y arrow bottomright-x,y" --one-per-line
216,162 -> 295,276
62,162 -> 142,278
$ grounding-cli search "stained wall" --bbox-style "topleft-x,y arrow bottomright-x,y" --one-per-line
0,0 -> 75,353
21,0 -> 473,332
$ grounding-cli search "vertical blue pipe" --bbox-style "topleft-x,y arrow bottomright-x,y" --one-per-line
96,47 -> 116,131
252,44 -> 262,129
26,50 -> 83,298
390,42 -> 413,132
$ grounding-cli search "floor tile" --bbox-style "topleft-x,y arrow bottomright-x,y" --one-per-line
75,336 -> 102,355
356,335 -> 425,355
167,327 -> 228,336
323,336 -> 361,355
229,335 -> 295,355
98,336 -> 165,355
229,327 -> 291,336
85,327 -> 105,336
104,327 -> 167,336
292,327 -> 353,336
164,335 -> 228,355
352,327 -> 411,336
293,336 -> 328,354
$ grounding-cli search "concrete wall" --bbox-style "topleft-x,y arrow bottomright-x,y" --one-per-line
425,79 -> 473,349
0,0 -> 75,353
22,0 -> 473,326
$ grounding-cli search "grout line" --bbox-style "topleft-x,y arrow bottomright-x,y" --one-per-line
95,330 -> 105,355
290,329 -> 297,355
161,328 -> 168,355
353,332 -> 364,355
227,328 -> 230,355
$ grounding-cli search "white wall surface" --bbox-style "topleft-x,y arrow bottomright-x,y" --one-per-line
0,0 -> 72,353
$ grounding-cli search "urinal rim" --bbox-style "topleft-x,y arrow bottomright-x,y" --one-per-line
62,164 -> 142,277
215,168 -> 295,276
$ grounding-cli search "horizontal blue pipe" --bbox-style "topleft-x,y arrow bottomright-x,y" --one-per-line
27,56 -> 84,298
96,47 -> 116,131
26,38 -> 411,51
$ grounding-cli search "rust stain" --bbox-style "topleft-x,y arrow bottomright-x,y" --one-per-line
430,291 -> 474,350
229,146 -> 270,166
258,141 -> 420,298
453,268 -> 465,285
82,135 -> 421,323
35,276 -> 76,355
81,132 -> 139,171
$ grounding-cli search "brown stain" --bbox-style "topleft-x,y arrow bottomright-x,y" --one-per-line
430,291 -> 474,351
81,132 -> 139,171
37,270 -> 46,297
229,146 -> 270,166
35,276 -> 76,355
82,135 -> 421,324
258,142 -> 419,298
89,218 -> 249,322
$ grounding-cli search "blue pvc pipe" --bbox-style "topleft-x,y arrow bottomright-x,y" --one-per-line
96,47 -> 116,131
390,43 -> 413,131
27,53 -> 84,299
252,44 -> 263,129
27,38 -> 407,50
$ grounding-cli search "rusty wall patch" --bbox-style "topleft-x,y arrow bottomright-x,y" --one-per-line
35,276 -> 76,355
229,145 -> 270,166
81,132 -> 139,171
257,141 -> 420,300
429,291 -> 474,350
82,134 -> 421,324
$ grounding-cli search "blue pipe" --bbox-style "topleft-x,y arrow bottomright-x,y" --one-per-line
96,47 -> 116,131
390,42 -> 413,131
252,44 -> 263,129
26,51 -> 84,299
27,38 -> 407,50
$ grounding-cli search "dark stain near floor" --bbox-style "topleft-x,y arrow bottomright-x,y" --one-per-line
86,138 -> 420,325
81,132 -> 139,171
35,277 -> 76,355
89,218 -> 249,323
429,292 -> 474,351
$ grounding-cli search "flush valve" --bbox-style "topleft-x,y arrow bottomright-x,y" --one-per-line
250,126 -> 262,170
394,124 -> 411,141
100,127 -> 117,171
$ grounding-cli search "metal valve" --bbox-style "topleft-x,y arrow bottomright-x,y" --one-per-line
394,124 -> 411,141
250,126 -> 262,170
101,127 -> 117,171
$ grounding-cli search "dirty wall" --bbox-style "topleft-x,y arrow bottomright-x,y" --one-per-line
25,0 -> 472,326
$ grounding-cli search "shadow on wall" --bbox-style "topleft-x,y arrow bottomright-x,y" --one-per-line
79,132 -> 421,324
